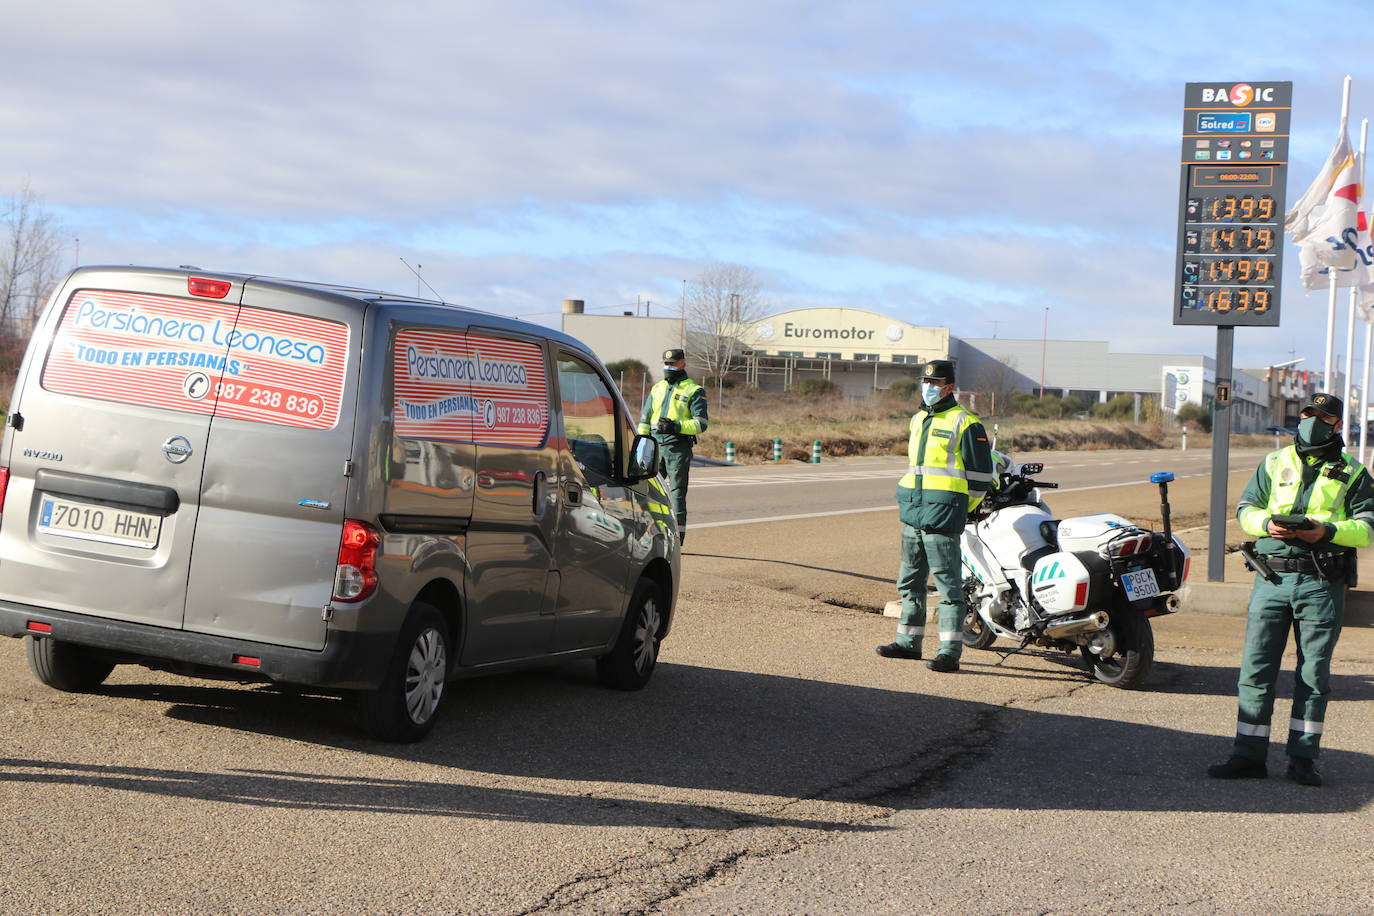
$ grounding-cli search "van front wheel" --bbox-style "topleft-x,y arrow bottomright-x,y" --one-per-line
596,578 -> 662,690
357,602 -> 449,742
25,636 -> 115,692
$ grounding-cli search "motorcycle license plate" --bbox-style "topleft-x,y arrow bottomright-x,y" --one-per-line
1121,568 -> 1161,602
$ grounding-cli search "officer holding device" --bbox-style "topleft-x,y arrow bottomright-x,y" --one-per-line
637,349 -> 708,545
1209,392 -> 1374,786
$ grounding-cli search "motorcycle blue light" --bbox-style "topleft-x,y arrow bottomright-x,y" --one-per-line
1150,472 -> 1175,483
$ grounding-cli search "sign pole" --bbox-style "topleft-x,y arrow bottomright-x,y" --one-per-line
1208,326 -> 1235,581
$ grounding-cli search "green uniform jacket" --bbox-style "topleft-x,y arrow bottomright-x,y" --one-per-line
1236,443 -> 1374,557
637,377 -> 709,439
895,394 -> 994,534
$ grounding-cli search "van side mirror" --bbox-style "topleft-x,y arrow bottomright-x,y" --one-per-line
626,434 -> 660,481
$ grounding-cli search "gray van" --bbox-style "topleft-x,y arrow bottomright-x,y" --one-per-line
0,266 -> 679,741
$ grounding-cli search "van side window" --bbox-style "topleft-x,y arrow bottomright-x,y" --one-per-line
556,356 -> 618,480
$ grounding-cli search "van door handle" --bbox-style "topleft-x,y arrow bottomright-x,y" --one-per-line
532,471 -> 547,516
563,481 -> 582,505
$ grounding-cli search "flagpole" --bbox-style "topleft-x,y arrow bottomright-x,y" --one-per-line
1343,119 -> 1369,437
1362,319 -> 1372,462
1324,78 -> 1354,392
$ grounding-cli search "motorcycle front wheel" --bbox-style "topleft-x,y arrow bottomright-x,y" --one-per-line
961,578 -> 997,650
1080,608 -> 1154,689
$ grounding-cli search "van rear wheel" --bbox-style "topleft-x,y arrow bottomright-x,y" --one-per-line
357,602 -> 449,742
596,578 -> 662,690
25,636 -> 115,692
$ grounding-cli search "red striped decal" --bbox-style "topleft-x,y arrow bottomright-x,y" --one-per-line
40,289 -> 350,430
393,329 -> 549,446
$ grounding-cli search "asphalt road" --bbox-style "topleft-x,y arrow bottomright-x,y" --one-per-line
689,446 -> 1269,529
0,447 -> 1370,915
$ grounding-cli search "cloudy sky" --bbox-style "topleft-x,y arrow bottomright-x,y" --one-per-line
5,0 -> 1374,371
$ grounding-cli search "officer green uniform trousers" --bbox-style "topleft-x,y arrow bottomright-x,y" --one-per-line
1234,571 -> 1344,761
656,435 -> 693,529
895,524 -> 965,659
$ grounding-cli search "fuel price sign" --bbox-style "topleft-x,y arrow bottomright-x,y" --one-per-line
1174,81 -> 1291,327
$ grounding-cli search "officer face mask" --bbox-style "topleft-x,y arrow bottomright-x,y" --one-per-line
664,364 -> 686,383
1297,415 -> 1337,447
921,382 -> 944,406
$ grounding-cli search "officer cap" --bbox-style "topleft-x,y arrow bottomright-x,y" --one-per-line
921,359 -> 955,382
662,348 -> 686,362
1301,391 -> 1343,419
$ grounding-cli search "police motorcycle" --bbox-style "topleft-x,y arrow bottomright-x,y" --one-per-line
958,454 -> 1191,689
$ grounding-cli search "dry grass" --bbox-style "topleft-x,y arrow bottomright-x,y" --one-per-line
692,388 -> 1269,463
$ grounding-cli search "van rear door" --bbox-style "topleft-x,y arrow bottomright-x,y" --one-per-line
180,280 -> 359,651
0,268 -> 244,628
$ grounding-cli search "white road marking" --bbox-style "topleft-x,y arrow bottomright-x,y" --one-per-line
697,469 -> 1240,529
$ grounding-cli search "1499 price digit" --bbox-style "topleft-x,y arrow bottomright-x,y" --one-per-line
1202,258 -> 1273,282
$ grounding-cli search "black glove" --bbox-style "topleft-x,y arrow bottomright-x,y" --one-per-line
655,418 -> 680,434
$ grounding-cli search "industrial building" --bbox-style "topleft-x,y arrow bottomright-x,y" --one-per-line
561,300 -> 1325,433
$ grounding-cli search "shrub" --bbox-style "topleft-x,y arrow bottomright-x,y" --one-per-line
1176,402 -> 1212,432
606,358 -> 649,379
1091,393 -> 1137,419
793,377 -> 839,397
886,377 -> 921,398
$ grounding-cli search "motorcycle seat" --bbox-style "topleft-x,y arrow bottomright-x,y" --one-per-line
1021,544 -> 1057,572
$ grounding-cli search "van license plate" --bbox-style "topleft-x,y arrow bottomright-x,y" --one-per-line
1121,568 -> 1161,601
38,497 -> 161,549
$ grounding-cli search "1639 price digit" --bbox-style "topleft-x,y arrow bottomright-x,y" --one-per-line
1203,289 -> 1271,313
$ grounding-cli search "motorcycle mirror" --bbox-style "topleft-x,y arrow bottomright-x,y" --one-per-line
1150,471 -> 1175,483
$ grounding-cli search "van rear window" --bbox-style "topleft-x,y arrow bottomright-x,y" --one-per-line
392,329 -> 549,446
41,289 -> 351,429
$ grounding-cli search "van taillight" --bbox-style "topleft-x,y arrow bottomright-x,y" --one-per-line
188,277 -> 231,299
0,466 -> 9,516
333,519 -> 380,602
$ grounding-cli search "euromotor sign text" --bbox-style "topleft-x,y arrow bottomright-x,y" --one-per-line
781,322 -> 875,340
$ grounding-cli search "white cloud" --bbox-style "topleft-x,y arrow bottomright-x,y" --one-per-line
4,0 -> 1372,373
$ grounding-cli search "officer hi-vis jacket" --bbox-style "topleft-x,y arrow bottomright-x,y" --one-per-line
896,394 -> 995,534
637,378 -> 708,439
1237,444 -> 1374,558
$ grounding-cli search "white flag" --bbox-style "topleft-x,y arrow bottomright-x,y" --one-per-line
1287,130 -> 1353,241
1292,147 -> 1363,274
1301,198 -> 1374,292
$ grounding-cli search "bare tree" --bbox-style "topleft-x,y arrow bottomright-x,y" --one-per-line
971,356 -> 1021,417
682,263 -> 767,402
1,180 -> 66,347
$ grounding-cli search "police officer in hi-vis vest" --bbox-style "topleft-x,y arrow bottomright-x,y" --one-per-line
1209,392 -> 1374,787
638,349 -> 708,545
877,360 -> 994,672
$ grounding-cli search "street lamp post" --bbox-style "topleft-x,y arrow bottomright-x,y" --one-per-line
1038,307 -> 1048,398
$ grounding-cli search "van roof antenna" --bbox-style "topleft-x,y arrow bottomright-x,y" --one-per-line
399,257 -> 447,303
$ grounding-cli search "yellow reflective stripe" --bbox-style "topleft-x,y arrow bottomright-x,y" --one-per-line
1238,504 -> 1270,538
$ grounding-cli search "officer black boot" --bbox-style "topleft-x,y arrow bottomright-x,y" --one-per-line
926,653 -> 960,673
1286,756 -> 1323,787
875,642 -> 921,660
1207,755 -> 1268,780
